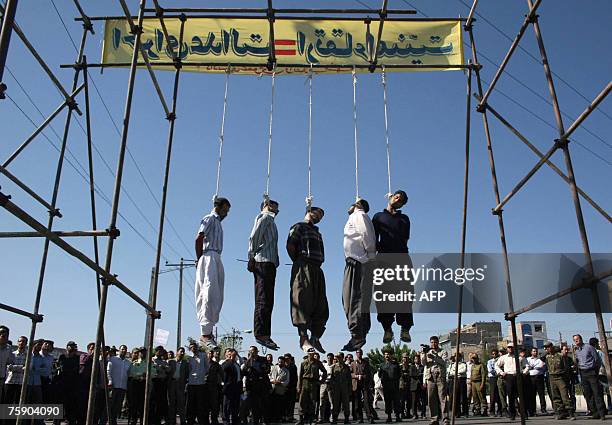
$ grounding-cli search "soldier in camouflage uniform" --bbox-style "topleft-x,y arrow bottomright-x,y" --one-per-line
544,342 -> 573,420
298,348 -> 328,425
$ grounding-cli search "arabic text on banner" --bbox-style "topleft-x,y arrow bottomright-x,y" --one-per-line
102,18 -> 465,74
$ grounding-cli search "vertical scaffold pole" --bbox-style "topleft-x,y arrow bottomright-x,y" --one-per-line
142,13 -> 186,425
16,23 -> 88,425
86,1 -> 147,424
0,0 -> 18,98
526,0 -> 612,394
467,21 -> 527,425
450,62 -> 472,425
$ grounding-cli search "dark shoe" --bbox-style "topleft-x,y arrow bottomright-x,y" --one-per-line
369,419 -> 375,424
399,327 -> 411,343
359,419 -> 364,424
385,416 -> 392,423
342,337 -> 365,352
310,336 -> 325,353
395,416 -> 401,422
383,329 -> 394,344
344,419 -> 350,424
256,336 -> 280,351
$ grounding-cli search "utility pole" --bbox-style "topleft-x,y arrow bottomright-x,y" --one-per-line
163,258 -> 196,349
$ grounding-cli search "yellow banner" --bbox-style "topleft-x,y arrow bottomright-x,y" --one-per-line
102,18 -> 464,74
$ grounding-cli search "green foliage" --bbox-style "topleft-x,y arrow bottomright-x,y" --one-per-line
367,343 -> 416,371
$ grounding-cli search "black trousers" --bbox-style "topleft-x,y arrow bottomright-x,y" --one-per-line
530,375 -> 546,413
270,392 -> 286,421
382,383 -> 401,416
127,379 -> 145,425
448,377 -> 468,416
151,378 -> 168,425
504,375 -> 518,418
285,387 -> 297,419
581,368 -> 606,417
399,387 -> 411,417
222,384 -> 241,424
253,262 -> 276,337
354,381 -> 375,420
186,385 -> 209,425
205,382 -> 220,423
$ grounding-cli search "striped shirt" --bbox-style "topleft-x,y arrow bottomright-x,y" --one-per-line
5,349 -> 26,385
287,221 -> 325,265
248,211 -> 279,266
198,210 -> 224,254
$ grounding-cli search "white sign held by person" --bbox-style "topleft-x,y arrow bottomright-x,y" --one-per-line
154,328 -> 170,347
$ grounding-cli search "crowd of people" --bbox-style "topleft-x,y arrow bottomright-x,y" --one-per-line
1,324 -> 611,425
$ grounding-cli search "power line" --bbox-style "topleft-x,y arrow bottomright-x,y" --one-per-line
455,0 -> 612,123
48,0 -> 194,257
4,66 -> 189,260
4,93 -> 166,256
391,0 -> 612,166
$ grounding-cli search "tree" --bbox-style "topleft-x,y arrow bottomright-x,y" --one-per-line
367,343 -> 417,370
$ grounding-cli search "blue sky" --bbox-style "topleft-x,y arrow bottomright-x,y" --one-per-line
0,0 -> 611,358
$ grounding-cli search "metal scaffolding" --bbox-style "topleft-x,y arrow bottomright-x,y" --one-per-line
0,1 -> 610,425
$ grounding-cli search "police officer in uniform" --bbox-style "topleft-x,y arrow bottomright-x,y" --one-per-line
351,349 -> 375,423
544,342 -> 573,420
330,353 -> 352,424
470,354 -> 486,416
421,336 -> 449,425
298,348 -> 328,425
379,348 -> 401,423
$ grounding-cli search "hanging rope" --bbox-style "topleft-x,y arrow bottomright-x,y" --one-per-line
306,66 -> 313,210
382,66 -> 392,199
353,67 -> 360,201
214,67 -> 231,201
264,68 -> 276,202
352,67 -> 360,202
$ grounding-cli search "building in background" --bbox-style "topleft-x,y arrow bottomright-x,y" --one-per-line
440,321 -> 503,356
511,321 -> 548,350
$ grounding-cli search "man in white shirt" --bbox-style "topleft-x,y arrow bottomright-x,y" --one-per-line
341,199 -> 376,352
495,343 -> 526,420
107,345 -> 131,425
526,348 -> 546,416
195,197 -> 231,349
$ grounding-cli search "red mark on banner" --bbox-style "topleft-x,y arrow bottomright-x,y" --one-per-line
274,39 -> 296,56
